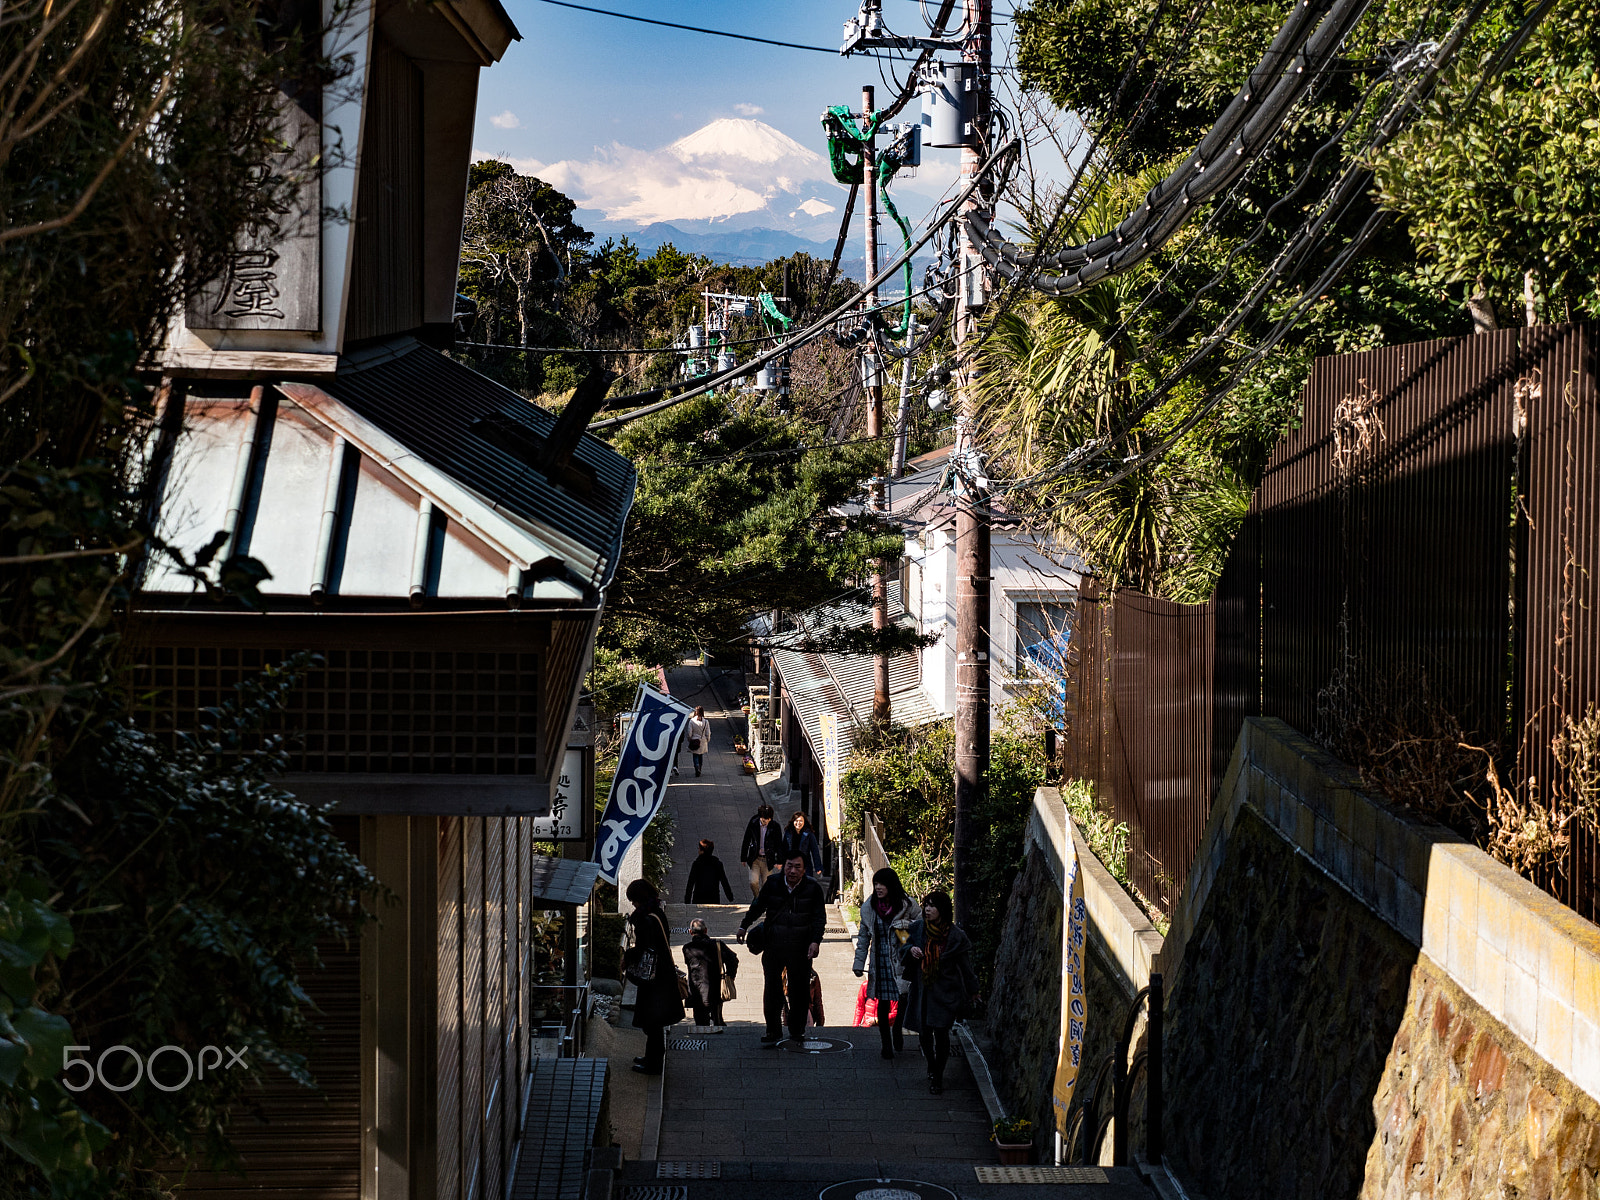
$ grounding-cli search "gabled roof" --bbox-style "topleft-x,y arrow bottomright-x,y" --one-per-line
769,581 -> 944,764
142,340 -> 636,607
307,339 -> 636,587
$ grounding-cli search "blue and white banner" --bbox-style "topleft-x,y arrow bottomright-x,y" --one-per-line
593,684 -> 693,885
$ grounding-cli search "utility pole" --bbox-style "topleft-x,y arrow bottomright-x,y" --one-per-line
863,83 -> 891,725
952,0 -> 991,931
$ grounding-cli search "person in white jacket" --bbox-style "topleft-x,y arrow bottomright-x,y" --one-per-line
685,706 -> 712,776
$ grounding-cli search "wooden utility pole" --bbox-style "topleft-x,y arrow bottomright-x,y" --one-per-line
863,83 -> 891,725
952,0 -> 991,931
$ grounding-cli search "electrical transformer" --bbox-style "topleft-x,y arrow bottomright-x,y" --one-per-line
922,61 -> 976,148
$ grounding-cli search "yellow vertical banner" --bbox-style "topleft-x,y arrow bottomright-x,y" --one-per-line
819,712 -> 842,838
1052,816 -> 1088,1145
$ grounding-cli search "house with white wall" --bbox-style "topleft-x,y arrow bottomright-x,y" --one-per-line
891,447 -> 1086,717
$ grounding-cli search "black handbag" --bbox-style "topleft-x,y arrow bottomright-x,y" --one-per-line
745,922 -> 768,955
625,947 -> 657,985
625,912 -> 669,985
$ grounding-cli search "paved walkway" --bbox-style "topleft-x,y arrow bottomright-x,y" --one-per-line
653,666 -> 994,1165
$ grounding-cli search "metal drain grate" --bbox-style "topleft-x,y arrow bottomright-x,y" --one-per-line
621,1187 -> 688,1200
657,1162 -> 721,1179
972,1167 -> 1108,1184
668,1038 -> 708,1050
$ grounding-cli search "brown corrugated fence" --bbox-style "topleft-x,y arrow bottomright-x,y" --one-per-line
1062,322 -> 1599,923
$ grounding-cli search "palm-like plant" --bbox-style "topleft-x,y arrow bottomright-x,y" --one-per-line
977,167 -> 1249,601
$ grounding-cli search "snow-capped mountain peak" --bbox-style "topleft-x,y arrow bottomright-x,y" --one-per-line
668,118 -> 823,169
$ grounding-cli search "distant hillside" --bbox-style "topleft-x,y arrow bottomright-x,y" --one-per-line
582,217 -> 930,285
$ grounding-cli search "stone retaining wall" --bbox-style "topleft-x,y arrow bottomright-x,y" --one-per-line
987,791 -> 1163,1161
1162,718 -> 1600,1199
987,718 -> 1600,1196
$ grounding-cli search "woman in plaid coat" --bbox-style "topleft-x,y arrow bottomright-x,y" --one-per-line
852,867 -> 916,1058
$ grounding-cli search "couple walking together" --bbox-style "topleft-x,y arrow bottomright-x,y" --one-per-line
740,804 -> 823,894
853,867 -> 980,1094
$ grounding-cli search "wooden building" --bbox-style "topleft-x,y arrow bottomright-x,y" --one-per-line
135,0 -> 635,1195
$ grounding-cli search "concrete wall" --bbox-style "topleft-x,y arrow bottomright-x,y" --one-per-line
987,719 -> 1600,1196
904,526 -> 1080,716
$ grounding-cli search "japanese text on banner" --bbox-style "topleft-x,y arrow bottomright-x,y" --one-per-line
592,685 -> 693,884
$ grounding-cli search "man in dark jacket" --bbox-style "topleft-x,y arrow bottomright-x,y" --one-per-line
738,804 -> 784,896
683,838 -> 735,903
736,852 -> 826,1044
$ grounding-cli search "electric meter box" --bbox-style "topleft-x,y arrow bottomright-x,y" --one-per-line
923,62 -> 976,147
887,121 -> 923,168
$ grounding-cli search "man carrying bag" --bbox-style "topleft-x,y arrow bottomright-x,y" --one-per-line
736,853 -> 825,1045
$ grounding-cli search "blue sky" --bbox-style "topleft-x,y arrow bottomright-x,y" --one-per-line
469,0 -> 1061,240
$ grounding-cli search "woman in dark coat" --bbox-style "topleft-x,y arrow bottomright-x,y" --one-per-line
680,917 -> 738,1028
683,839 -> 736,903
901,890 -> 980,1094
625,879 -> 684,1074
784,810 -> 824,876
852,866 -> 916,1058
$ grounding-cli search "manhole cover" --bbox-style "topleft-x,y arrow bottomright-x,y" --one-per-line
780,1036 -> 852,1054
820,1180 -> 957,1200
973,1167 -> 1108,1184
621,1188 -> 687,1200
669,1038 -> 707,1050
658,1162 -> 721,1179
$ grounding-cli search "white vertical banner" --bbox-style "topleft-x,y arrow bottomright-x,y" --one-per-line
819,712 -> 843,839
1053,813 -> 1088,1145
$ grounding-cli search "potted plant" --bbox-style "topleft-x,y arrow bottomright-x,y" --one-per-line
991,1116 -> 1034,1165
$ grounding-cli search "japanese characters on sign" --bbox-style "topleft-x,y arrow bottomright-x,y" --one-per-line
531,747 -> 589,841
1052,812 -> 1088,1142
819,712 -> 843,839
592,685 -> 693,885
218,249 -> 287,320
186,97 -> 320,333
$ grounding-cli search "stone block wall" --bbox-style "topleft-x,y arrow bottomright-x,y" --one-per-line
1162,803 -> 1419,1197
987,791 -> 1162,1161
1162,717 -> 1600,1200
987,720 -> 1600,1195
987,841 -> 1064,1146
1362,955 -> 1600,1200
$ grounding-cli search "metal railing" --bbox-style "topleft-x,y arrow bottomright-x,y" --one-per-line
1067,972 -> 1164,1168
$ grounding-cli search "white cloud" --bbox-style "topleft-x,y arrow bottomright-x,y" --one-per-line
733,102 -> 765,116
476,119 -> 837,226
489,110 -> 521,130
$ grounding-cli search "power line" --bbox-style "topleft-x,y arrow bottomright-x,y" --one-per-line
527,0 -> 923,57
586,141 -> 1021,433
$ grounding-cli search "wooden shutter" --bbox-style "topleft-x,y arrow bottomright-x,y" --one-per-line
462,817 -> 484,1200
437,815 -> 462,1200
482,819 -> 505,1200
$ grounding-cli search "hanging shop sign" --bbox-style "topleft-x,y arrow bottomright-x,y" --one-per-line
531,746 -> 592,841
592,685 -> 693,884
